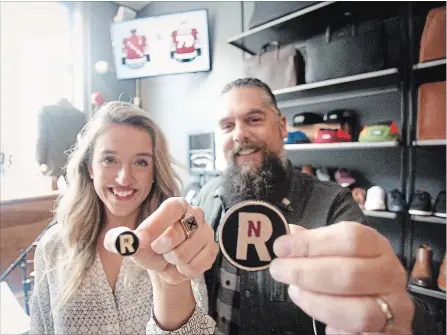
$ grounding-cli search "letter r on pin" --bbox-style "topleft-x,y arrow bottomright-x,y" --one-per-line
119,234 -> 135,254
114,231 -> 139,256
236,212 -> 273,262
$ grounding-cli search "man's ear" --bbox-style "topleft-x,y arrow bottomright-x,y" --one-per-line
279,113 -> 288,139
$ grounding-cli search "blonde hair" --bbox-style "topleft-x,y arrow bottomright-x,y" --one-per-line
55,101 -> 181,307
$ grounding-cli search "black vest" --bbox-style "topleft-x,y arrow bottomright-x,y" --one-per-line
198,165 -> 366,335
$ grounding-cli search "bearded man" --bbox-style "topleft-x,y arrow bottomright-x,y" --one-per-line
194,78 -> 437,335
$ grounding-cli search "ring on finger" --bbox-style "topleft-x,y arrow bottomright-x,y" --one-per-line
180,213 -> 199,239
376,296 -> 395,332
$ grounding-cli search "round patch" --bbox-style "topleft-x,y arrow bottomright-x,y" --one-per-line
218,200 -> 290,271
114,230 -> 139,256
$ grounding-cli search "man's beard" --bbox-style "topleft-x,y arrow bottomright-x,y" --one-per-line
221,142 -> 289,209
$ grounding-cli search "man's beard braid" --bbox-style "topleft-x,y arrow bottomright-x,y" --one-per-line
221,143 -> 289,209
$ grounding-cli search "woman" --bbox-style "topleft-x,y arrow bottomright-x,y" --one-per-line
30,101 -> 218,334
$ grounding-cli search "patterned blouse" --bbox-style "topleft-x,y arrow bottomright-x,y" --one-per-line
29,224 -> 216,334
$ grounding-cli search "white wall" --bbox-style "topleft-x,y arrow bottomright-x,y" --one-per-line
138,1 -> 247,186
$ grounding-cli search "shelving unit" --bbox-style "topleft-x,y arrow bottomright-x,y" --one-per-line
229,1 -> 402,55
406,3 -> 446,325
229,1 -> 446,331
408,285 -> 446,300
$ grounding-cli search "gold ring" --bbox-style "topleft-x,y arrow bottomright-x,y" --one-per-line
376,297 -> 395,331
180,213 -> 198,239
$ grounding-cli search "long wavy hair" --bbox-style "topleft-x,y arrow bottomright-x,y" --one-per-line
55,101 -> 181,307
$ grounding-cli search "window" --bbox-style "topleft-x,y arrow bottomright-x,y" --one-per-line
0,2 -> 74,198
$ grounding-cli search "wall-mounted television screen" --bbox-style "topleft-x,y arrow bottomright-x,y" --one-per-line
110,9 -> 210,80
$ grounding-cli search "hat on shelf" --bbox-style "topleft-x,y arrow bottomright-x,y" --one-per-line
359,121 -> 400,142
323,109 -> 357,123
314,128 -> 352,143
284,131 -> 310,144
292,112 -> 323,126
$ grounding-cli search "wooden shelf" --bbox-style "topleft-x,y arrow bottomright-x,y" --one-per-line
228,1 -> 401,55
411,215 -> 446,225
285,141 -> 400,151
413,59 -> 446,85
363,210 -> 397,219
408,284 -> 446,300
413,139 -> 446,147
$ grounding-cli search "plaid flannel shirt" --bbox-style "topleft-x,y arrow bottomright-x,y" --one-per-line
214,257 -> 240,335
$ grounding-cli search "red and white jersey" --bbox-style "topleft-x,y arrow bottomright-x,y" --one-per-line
122,34 -> 147,59
171,28 -> 198,54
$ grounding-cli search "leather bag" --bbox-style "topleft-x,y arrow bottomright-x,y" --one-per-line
243,42 -> 304,90
419,6 -> 446,62
304,19 -> 387,83
417,81 -> 446,140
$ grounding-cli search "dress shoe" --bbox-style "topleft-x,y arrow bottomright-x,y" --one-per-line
410,244 -> 433,288
437,253 -> 446,292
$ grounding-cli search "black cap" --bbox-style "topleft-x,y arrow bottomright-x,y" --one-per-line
293,112 -> 323,126
323,109 -> 356,123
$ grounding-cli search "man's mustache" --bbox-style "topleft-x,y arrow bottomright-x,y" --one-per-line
232,141 -> 263,156
221,147 -> 289,209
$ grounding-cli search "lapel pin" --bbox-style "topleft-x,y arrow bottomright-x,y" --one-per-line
218,200 -> 289,271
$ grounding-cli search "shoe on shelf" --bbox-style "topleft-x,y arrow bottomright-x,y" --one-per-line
410,244 -> 433,288
409,190 -> 433,216
316,167 -> 331,182
352,187 -> 366,209
387,189 -> 407,212
438,253 -> 446,292
301,165 -> 315,176
364,186 -> 387,211
433,191 -> 446,218
334,168 -> 356,187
